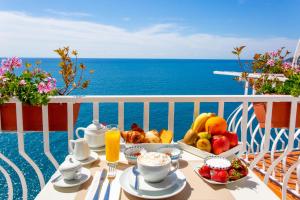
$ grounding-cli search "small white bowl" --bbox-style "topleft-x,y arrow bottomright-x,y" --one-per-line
157,147 -> 182,161
204,156 -> 231,170
124,146 -> 147,165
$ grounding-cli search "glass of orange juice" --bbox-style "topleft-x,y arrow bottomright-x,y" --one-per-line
105,124 -> 120,167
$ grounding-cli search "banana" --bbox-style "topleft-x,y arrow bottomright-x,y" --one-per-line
191,112 -> 215,133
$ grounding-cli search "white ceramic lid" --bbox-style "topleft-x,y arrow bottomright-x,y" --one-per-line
204,156 -> 231,170
86,120 -> 106,131
59,156 -> 82,172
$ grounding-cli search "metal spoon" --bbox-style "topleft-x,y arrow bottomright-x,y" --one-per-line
132,166 -> 139,191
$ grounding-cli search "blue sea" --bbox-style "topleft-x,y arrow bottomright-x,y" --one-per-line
0,59 -> 245,199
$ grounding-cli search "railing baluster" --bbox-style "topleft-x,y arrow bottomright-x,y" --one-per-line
0,152 -> 27,200
16,103 -> 24,152
264,100 -> 298,183
143,102 -> 149,132
238,101 -> 248,156
42,105 -> 59,169
193,101 -> 200,120
250,101 -> 273,169
168,102 -> 175,133
16,102 -> 45,190
118,102 -> 124,131
67,102 -> 74,153
244,81 -> 249,95
93,102 -> 99,122
218,101 -> 224,118
282,159 -> 300,200
0,165 -> 13,200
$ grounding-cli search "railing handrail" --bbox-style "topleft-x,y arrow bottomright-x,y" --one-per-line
6,95 -> 300,103
213,71 -> 288,82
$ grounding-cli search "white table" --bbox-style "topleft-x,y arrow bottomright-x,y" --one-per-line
36,151 -> 280,200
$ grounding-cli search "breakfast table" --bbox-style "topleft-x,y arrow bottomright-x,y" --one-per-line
36,149 -> 280,200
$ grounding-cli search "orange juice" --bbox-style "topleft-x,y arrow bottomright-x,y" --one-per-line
105,128 -> 120,162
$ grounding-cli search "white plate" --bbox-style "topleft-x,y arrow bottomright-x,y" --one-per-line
69,152 -> 99,166
53,168 -> 91,188
129,167 -> 177,192
194,166 -> 248,185
120,167 -> 186,199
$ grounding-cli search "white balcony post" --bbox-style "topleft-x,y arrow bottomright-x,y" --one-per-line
118,102 -> 124,131
168,102 -> 175,133
143,102 -> 149,132
93,102 -> 99,122
218,101 -> 224,118
250,101 -> 273,169
67,102 -> 74,153
238,101 -> 248,156
42,105 -> 59,169
264,100 -> 298,183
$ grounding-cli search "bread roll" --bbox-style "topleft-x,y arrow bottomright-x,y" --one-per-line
145,130 -> 161,143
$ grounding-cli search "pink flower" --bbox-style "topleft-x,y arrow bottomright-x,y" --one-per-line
267,59 -> 275,66
282,62 -> 292,69
37,78 -> 57,94
268,51 -> 278,57
0,67 -> 6,76
38,82 -> 46,93
11,57 -> 22,68
19,80 -> 26,86
1,57 -> 22,71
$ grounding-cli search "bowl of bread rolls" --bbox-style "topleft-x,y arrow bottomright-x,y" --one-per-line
121,123 -> 173,144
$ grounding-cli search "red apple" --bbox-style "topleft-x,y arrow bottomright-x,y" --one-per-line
210,130 -> 229,136
227,132 -> 238,148
212,135 -> 230,155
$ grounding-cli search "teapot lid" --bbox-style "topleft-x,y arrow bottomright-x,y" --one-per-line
86,120 -> 106,131
59,156 -> 82,172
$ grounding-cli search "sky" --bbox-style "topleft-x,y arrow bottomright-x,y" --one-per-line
0,0 -> 299,58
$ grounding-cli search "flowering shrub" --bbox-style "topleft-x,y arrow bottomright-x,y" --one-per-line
233,46 -> 300,97
0,59 -> 58,105
0,47 -> 93,105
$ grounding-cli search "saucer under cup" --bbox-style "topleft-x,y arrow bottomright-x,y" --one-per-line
54,168 -> 91,188
129,168 -> 177,192
120,166 -> 186,199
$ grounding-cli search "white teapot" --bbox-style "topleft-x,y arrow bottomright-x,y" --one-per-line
76,120 -> 107,148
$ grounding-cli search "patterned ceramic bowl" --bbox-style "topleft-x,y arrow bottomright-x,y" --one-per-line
157,147 -> 182,161
124,146 -> 147,165
204,156 -> 231,170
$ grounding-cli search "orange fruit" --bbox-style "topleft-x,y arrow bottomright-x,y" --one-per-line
205,116 -> 227,134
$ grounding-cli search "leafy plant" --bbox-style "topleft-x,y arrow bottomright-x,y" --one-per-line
0,47 -> 93,105
233,46 -> 300,97
54,47 -> 94,95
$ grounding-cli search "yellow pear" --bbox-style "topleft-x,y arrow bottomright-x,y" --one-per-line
196,138 -> 212,152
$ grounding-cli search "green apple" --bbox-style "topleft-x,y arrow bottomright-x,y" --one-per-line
198,132 -> 211,140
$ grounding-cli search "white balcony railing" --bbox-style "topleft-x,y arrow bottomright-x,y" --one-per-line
0,95 -> 299,200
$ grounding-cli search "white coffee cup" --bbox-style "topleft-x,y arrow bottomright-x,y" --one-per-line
69,138 -> 90,161
137,152 -> 178,183
59,156 -> 82,180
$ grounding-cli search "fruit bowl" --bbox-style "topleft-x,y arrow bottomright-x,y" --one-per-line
178,140 -> 242,158
194,156 -> 248,185
194,167 -> 248,185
